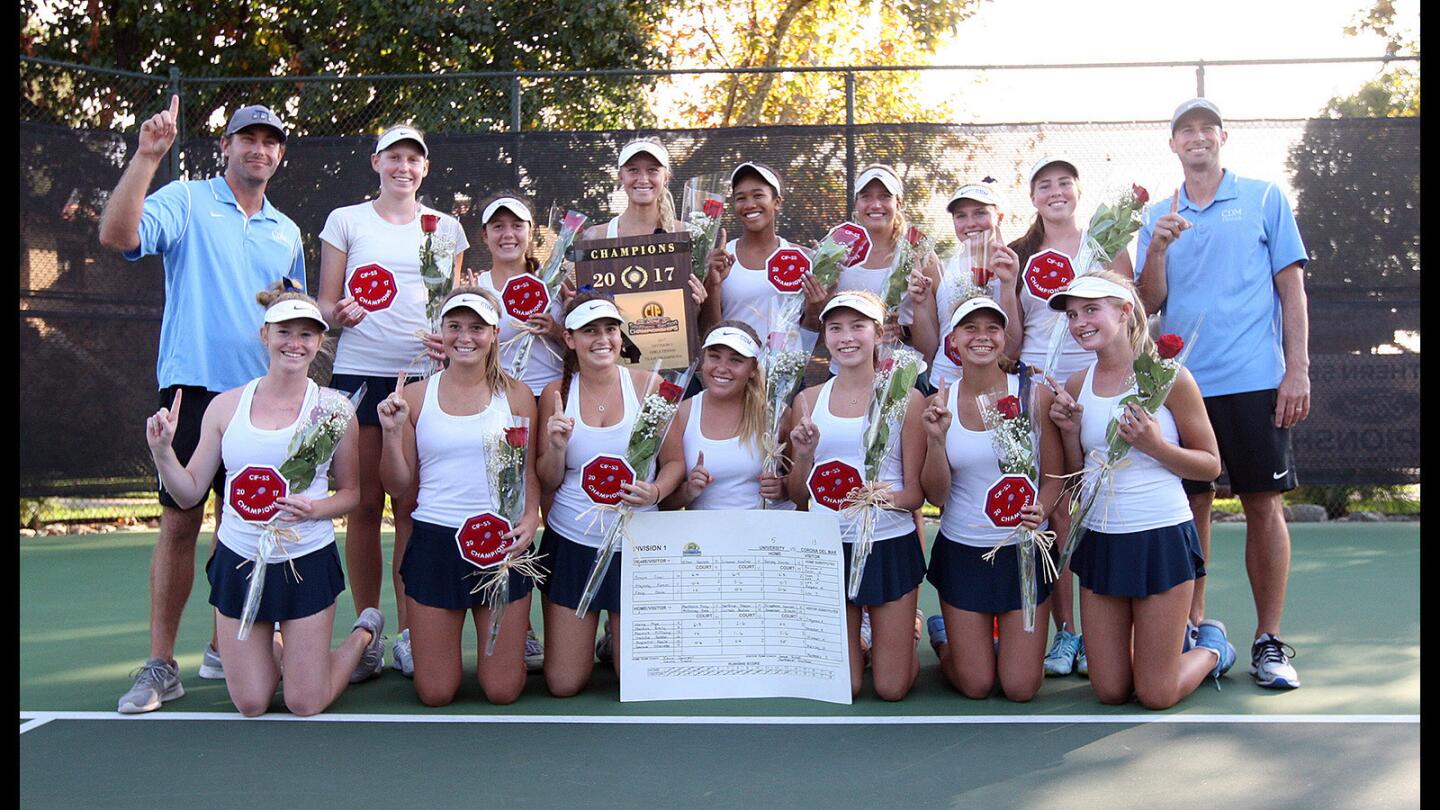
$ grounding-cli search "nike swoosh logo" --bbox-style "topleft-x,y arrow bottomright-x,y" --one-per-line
1272,470 -> 1290,479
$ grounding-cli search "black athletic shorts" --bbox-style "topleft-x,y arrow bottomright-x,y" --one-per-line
156,385 -> 226,509
1182,388 -> 1297,496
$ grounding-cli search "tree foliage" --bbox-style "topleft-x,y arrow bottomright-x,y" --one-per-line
654,0 -> 985,127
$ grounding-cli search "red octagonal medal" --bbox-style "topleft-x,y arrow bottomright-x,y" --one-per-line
827,223 -> 872,268
808,458 -> 863,511
581,454 -> 635,506
944,332 -> 964,368
501,273 -> 550,322
228,465 -> 288,523
766,248 -> 812,294
984,474 -> 1037,528
348,263 -> 398,312
1023,249 -> 1075,301
455,512 -> 512,569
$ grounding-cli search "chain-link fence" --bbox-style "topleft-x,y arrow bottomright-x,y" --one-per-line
19,57 -> 1420,522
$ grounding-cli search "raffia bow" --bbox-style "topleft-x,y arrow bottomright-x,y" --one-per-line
576,500 -> 628,537
466,547 -> 550,598
240,523 -> 305,584
981,526 -> 1060,583
838,481 -> 897,519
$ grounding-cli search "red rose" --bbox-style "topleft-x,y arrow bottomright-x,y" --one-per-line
658,381 -> 684,404
702,199 -> 724,218
1156,333 -> 1183,359
878,357 -> 895,374
1132,184 -> 1149,206
420,214 -> 440,233
562,211 -> 587,232
906,225 -> 925,246
997,395 -> 1021,419
504,426 -> 529,448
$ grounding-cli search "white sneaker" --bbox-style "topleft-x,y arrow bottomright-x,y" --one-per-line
391,628 -> 414,678
1250,633 -> 1300,689
198,643 -> 225,680
525,629 -> 544,672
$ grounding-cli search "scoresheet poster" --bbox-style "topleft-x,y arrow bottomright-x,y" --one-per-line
619,510 -> 851,704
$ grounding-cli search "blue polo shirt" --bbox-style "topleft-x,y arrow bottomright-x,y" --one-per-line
124,177 -> 306,392
1135,170 -> 1307,397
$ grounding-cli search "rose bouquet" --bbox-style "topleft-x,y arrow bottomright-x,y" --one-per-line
506,209 -> 588,378
417,213 -> 459,376
683,178 -> 726,284
238,385 -> 362,641
760,294 -> 810,508
883,225 -> 933,313
976,370 -> 1057,632
468,417 -> 548,655
574,361 -> 694,617
810,222 -> 872,290
841,346 -> 923,600
1054,319 -> 1201,574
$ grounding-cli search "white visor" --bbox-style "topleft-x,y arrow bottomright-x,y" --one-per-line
481,196 -> 533,224
564,299 -> 625,331
853,166 -> 903,198
1027,156 -> 1079,187
1046,275 -> 1134,311
946,296 -> 1008,333
702,326 -> 759,359
729,162 -> 782,195
439,293 -> 500,325
947,183 -> 1000,210
264,299 -> 327,330
821,292 -> 885,324
617,140 -> 670,169
375,126 -> 429,156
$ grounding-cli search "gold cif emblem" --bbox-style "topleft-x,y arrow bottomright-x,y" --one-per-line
642,302 -> 664,318
621,265 -> 648,290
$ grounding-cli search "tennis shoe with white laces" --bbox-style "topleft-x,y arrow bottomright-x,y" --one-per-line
1250,633 -> 1300,689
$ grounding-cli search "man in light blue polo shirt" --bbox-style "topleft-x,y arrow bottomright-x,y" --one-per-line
1136,97 -> 1310,690
99,95 -> 305,713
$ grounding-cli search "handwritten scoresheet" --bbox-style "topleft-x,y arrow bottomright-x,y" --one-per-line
619,510 -> 851,704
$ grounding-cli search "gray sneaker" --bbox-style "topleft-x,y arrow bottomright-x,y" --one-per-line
198,643 -> 225,680
117,657 -> 184,714
348,608 -> 386,684
391,628 -> 414,678
525,629 -> 544,673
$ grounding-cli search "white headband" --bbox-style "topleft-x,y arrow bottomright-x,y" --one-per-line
617,140 -> 670,169
375,126 -> 428,156
264,298 -> 327,329
703,326 -> 759,358
1027,156 -> 1079,187
564,299 -> 624,330
946,296 -> 1008,333
439,293 -> 500,325
729,162 -> 782,195
1046,276 -> 1134,311
948,183 -> 1000,210
481,196 -> 533,224
853,166 -> 903,198
821,292 -> 885,324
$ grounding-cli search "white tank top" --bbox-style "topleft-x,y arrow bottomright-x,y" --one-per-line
806,379 -> 911,542
681,391 -> 782,511
831,242 -> 910,374
218,379 -> 335,562
1018,250 -> 1093,375
544,367 -> 657,547
928,253 -> 1003,390
478,269 -> 564,396
410,370 -> 513,527
719,237 -> 795,340
936,375 -> 1047,546
1077,363 -> 1192,532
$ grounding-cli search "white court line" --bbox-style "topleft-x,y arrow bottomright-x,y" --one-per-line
18,718 -> 54,735
17,711 -> 1420,727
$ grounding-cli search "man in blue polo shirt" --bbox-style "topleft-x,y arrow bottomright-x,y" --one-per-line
99,96 -> 305,712
1136,98 -> 1310,690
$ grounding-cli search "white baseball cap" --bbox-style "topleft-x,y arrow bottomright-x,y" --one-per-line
481,196 -> 533,224
1027,156 -> 1079,187
1046,275 -> 1135,311
375,126 -> 428,156
439,293 -> 500,325
820,292 -> 886,324
946,296 -> 1008,333
702,326 -> 760,359
853,165 -> 903,198
617,139 -> 670,169
947,183 -> 1001,211
564,299 -> 625,330
729,162 -> 782,195
264,298 -> 327,330
1170,97 -> 1223,132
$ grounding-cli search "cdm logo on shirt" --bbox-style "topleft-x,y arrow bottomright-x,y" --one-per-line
1219,207 -> 1244,222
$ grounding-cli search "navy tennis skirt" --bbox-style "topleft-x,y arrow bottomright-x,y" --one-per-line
401,520 -> 535,611
841,531 -> 927,606
926,533 -> 1054,614
1071,521 -> 1206,599
207,540 -> 345,622
536,524 -> 621,615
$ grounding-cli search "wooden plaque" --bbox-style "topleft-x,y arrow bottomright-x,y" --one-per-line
574,231 -> 697,372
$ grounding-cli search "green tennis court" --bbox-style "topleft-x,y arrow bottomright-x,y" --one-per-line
21,523 -> 1419,806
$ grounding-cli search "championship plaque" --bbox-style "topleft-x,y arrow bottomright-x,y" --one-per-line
574,232 -> 697,372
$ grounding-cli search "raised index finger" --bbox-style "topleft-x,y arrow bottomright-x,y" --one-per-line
395,370 -> 408,395
1169,189 -> 1180,215
169,389 -> 183,422
168,94 -> 180,117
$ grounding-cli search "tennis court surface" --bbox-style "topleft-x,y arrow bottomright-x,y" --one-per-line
21,523 -> 1418,807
